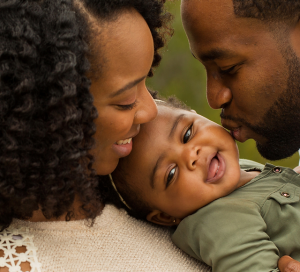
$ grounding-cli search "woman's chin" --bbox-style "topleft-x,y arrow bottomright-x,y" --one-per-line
96,159 -> 119,176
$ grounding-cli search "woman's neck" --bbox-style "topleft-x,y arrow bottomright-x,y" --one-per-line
28,197 -> 104,222
237,169 -> 261,189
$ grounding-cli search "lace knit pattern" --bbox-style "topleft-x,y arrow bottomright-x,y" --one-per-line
0,205 -> 211,272
0,228 -> 42,272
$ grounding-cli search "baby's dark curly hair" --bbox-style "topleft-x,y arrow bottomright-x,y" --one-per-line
99,96 -> 191,221
0,0 -> 172,230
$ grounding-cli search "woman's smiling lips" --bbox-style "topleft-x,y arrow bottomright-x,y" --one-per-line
112,130 -> 140,158
112,137 -> 133,158
206,153 -> 225,184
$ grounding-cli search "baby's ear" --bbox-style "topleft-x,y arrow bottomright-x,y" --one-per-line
146,210 -> 181,226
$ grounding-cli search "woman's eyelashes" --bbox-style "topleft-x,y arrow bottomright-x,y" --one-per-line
117,101 -> 137,110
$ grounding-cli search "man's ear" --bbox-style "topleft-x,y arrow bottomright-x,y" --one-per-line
146,210 -> 181,226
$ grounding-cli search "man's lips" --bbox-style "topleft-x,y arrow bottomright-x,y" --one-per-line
221,119 -> 248,142
206,153 -> 225,184
230,127 -> 244,142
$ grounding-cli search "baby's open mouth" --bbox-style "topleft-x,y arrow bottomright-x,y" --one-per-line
116,138 -> 132,145
207,155 -> 220,181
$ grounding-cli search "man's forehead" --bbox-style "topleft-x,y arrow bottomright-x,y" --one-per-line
181,0 -> 234,20
181,0 -> 240,46
182,0 -> 269,57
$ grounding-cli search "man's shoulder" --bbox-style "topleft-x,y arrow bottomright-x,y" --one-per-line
239,159 -> 264,171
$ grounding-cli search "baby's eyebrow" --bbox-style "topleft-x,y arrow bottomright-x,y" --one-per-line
150,113 -> 186,189
150,152 -> 166,189
169,114 -> 185,139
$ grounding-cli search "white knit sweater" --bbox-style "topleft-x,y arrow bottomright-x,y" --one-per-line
1,204 -> 211,272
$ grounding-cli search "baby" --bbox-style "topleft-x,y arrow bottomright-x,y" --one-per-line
108,98 -> 300,272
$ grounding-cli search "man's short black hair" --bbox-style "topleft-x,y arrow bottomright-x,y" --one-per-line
233,0 -> 300,22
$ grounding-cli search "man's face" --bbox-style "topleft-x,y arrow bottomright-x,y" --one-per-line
181,0 -> 300,160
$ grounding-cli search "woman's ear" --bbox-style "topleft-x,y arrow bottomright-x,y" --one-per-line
146,210 -> 181,226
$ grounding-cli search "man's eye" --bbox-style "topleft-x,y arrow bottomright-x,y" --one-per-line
117,101 -> 137,111
166,167 -> 176,187
183,125 -> 193,143
219,65 -> 236,75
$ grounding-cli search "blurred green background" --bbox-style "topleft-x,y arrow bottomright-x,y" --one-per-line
147,0 -> 299,168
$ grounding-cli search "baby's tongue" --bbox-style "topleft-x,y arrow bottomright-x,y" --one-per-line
207,157 -> 219,180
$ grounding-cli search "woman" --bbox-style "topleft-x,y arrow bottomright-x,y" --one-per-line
0,0 -> 208,271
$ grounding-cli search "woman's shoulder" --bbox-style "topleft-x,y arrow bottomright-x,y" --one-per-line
1,205 -> 210,272
0,228 -> 42,272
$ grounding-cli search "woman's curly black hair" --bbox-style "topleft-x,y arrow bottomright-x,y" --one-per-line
0,0 -> 172,230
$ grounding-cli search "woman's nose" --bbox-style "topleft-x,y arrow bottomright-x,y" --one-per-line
206,72 -> 233,109
134,86 -> 158,125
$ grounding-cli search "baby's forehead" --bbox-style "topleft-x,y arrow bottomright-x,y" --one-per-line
156,104 -> 184,118
141,104 -> 191,135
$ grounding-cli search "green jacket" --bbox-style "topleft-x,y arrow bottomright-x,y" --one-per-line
172,159 -> 300,272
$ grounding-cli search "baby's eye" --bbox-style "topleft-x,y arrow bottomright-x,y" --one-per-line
183,125 -> 193,143
166,167 -> 176,187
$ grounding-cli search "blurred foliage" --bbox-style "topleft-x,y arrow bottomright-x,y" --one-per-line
147,0 -> 299,168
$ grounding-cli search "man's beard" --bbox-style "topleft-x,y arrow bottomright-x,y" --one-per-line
244,48 -> 300,160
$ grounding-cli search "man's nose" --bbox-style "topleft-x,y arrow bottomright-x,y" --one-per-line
206,72 -> 232,109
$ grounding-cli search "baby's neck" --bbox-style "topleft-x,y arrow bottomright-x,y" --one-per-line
237,169 -> 261,189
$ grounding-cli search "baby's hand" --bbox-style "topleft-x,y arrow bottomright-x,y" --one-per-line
293,166 -> 300,174
278,256 -> 300,272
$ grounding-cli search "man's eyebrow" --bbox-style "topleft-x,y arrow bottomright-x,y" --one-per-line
150,152 -> 166,189
109,75 -> 147,98
169,114 -> 185,139
199,48 -> 237,62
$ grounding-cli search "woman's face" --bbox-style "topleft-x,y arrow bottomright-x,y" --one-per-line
88,9 -> 157,175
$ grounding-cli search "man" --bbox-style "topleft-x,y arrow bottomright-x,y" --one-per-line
181,0 -> 300,271
181,0 -> 300,161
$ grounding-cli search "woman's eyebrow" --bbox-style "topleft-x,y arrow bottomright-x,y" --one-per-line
109,75 -> 147,98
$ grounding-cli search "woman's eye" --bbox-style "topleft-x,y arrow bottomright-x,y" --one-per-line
117,101 -> 137,111
183,125 -> 193,143
166,167 -> 176,187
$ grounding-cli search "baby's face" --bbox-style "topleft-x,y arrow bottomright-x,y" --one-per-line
120,105 -> 240,219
